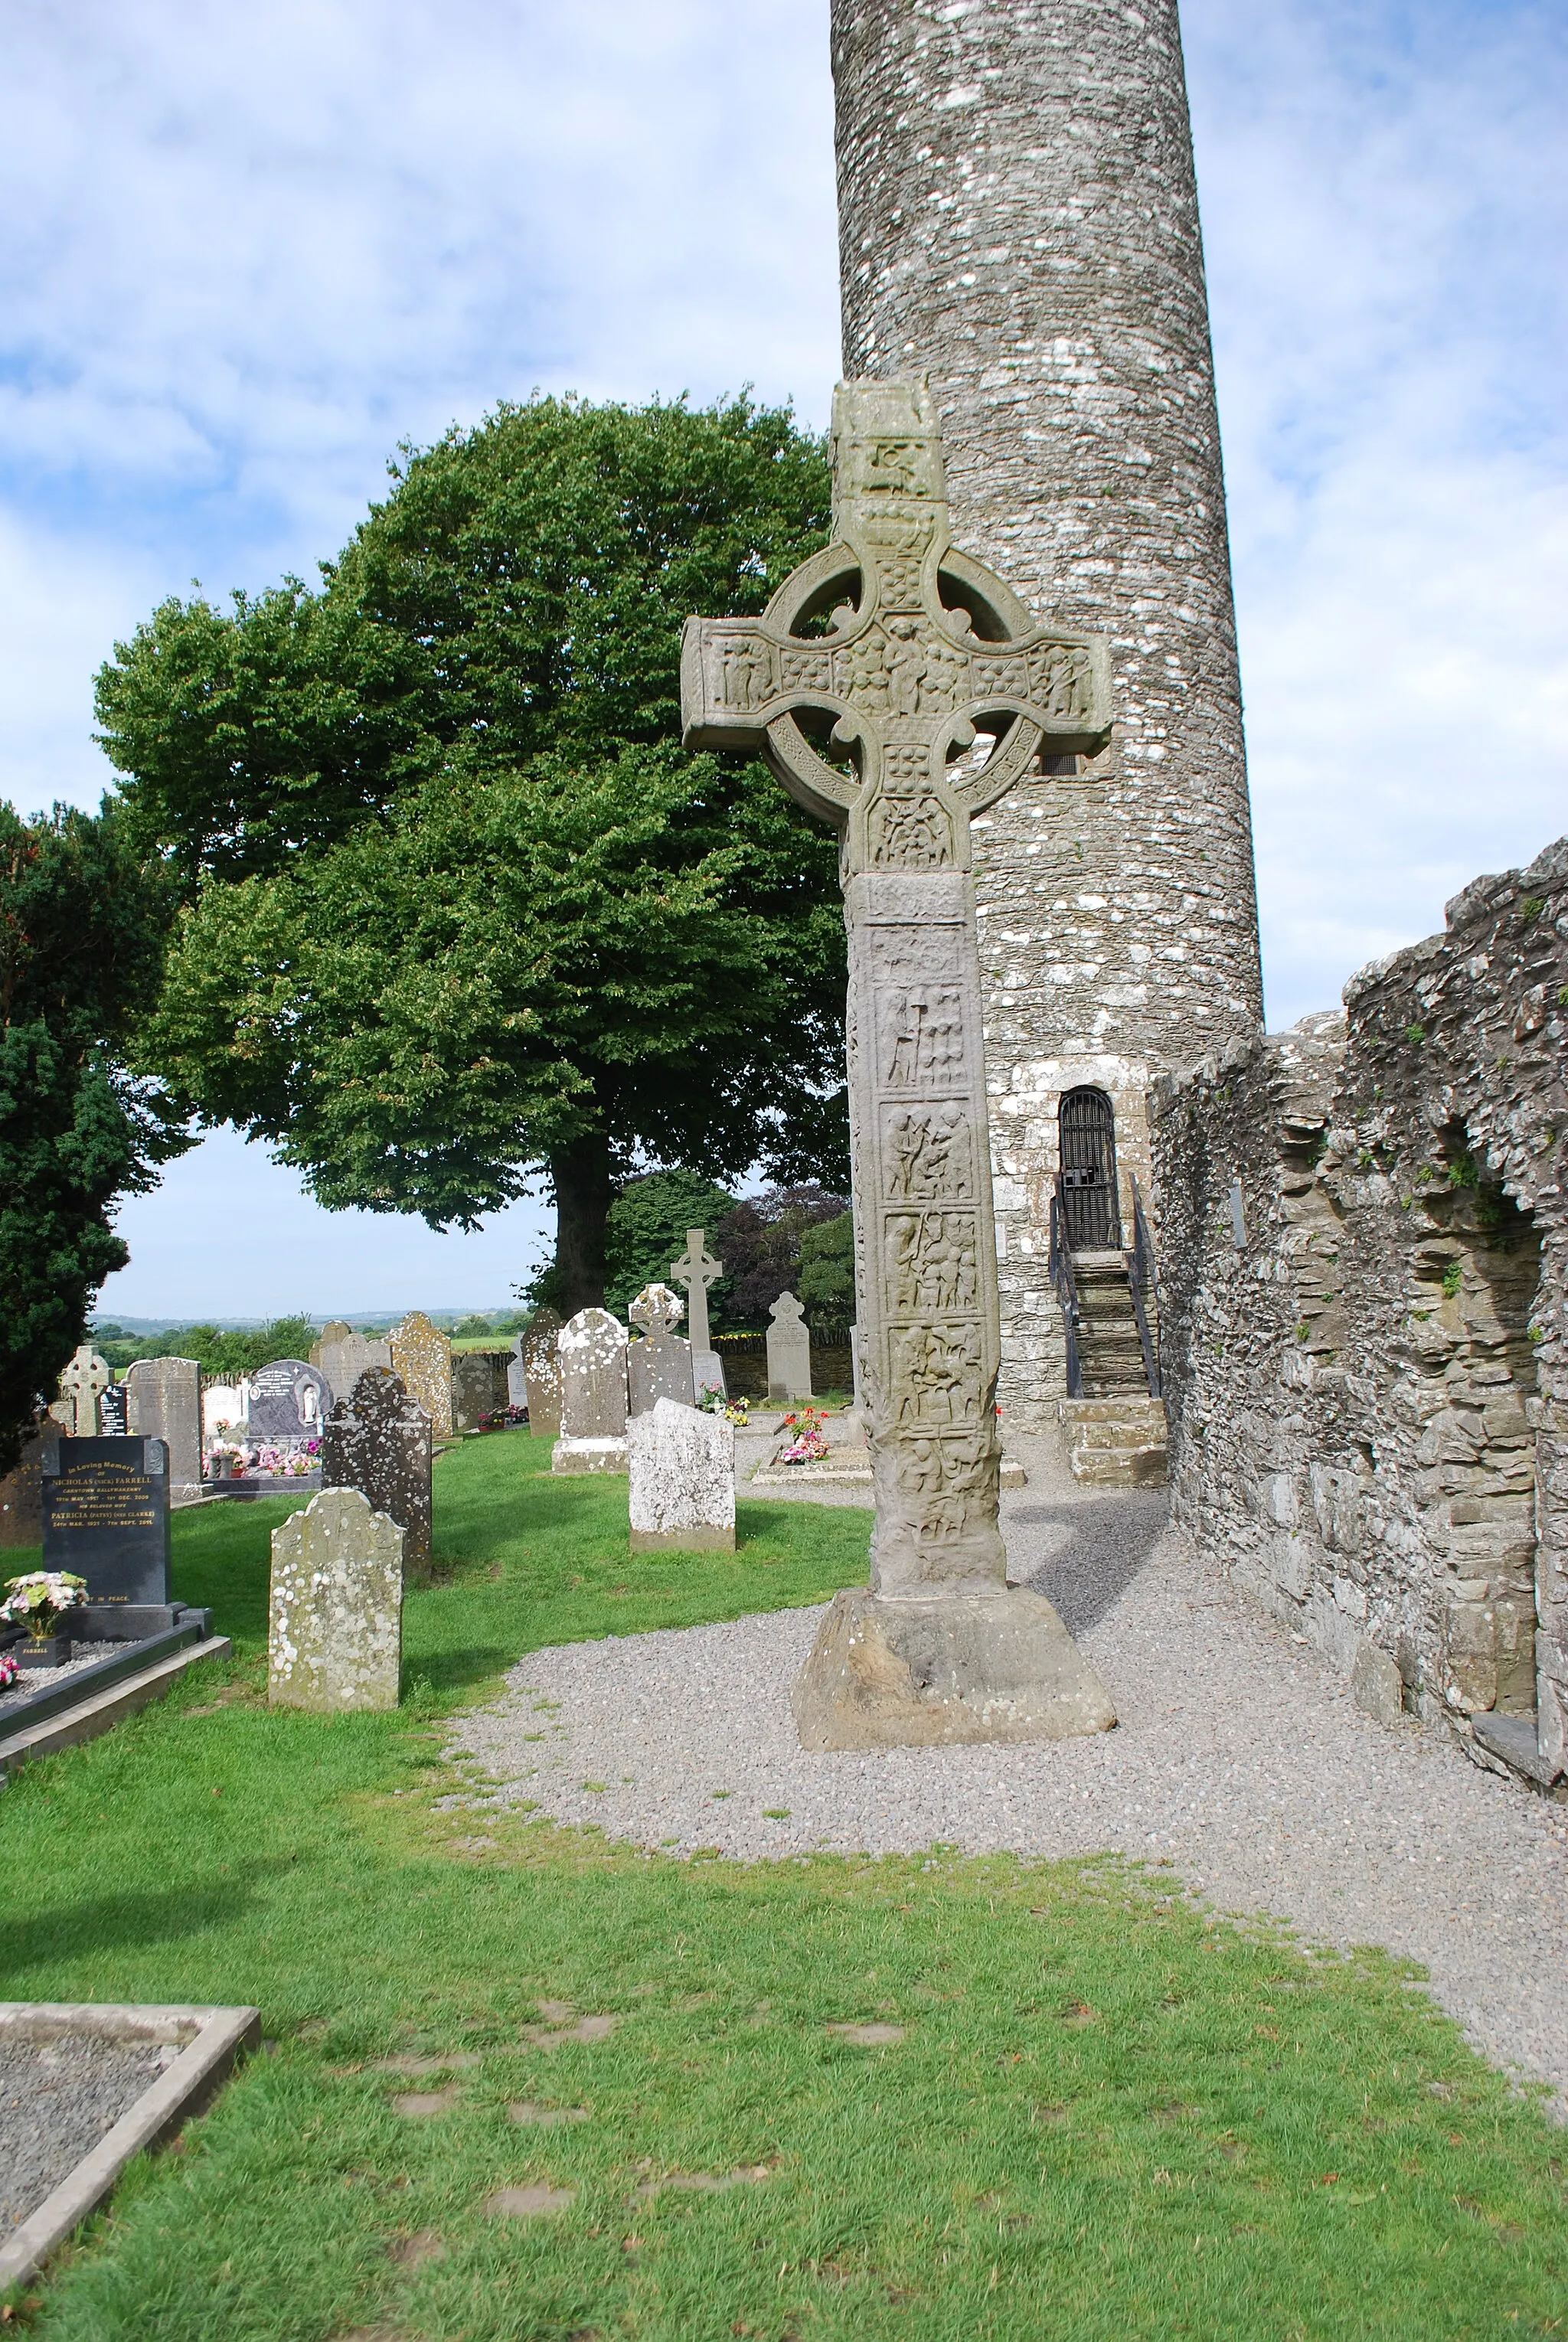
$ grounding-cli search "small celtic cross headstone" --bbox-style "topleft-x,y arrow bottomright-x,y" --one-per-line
668,1231 -> 720,1352
57,1344 -> 111,1438
669,1229 -> 726,1399
683,377 -> 1117,1746
626,1283 -> 693,1418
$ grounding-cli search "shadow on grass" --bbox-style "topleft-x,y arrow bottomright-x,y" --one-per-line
404,1645 -> 518,1696
0,1867 -> 280,1974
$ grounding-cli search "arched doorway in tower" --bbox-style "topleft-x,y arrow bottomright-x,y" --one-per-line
1059,1088 -> 1122,1249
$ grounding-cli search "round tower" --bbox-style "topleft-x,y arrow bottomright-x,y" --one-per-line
831,0 -> 1263,1420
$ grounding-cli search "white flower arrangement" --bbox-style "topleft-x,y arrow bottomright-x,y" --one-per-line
2,1570 -> 89,1641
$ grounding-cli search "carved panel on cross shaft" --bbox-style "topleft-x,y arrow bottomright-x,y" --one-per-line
877,988 -> 965,1090
888,1211 -> 978,1314
869,792 -> 953,870
890,1321 -> 983,1425
883,1105 -> 973,1200
894,1426 -> 995,1499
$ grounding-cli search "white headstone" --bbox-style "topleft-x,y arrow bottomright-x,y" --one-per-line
628,1396 -> 735,1553
766,1292 -> 812,1404
268,1486 -> 403,1712
551,1308 -> 629,1474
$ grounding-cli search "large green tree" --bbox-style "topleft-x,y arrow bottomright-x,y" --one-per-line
97,394 -> 847,1310
0,803 -> 191,1472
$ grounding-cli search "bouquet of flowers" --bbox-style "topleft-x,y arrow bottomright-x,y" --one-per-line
2,1570 -> 89,1641
697,1387 -> 750,1427
0,1650 -> 19,1692
208,1442 -> 247,1477
478,1404 -> 528,1430
779,1406 -> 830,1465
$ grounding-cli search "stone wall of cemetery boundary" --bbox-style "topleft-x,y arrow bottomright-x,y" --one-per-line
1152,838 -> 1568,1776
831,0 -> 1265,1425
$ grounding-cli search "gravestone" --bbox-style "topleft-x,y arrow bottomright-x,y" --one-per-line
390,1311 -> 453,1439
268,1486 -> 403,1712
628,1397 -> 735,1553
202,1383 -> 246,1440
551,1309 -> 628,1473
310,1319 -> 352,1367
506,1334 -> 529,1410
669,1229 -> 726,1400
55,1344 -> 110,1436
124,1356 -> 203,1493
521,1308 -> 564,1433
683,377 -> 1116,1748
451,1349 -> 506,1430
316,1325 -> 392,1401
98,1383 -> 128,1437
0,1421 -> 47,1547
320,1367 -> 433,1579
766,1292 -> 812,1404
40,1437 -> 171,1609
626,1284 -> 693,1419
246,1360 -> 330,1447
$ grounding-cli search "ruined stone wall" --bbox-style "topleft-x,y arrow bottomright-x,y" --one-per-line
831,0 -> 1263,1423
1153,839 -> 1568,1779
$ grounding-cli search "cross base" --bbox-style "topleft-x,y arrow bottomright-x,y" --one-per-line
791,1586 -> 1116,1750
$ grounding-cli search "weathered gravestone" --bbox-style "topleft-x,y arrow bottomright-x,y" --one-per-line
451,1349 -> 507,1430
55,1344 -> 110,1436
268,1486 -> 403,1712
626,1284 -> 693,1418
670,1229 -> 726,1399
320,1368 -> 433,1579
683,377 -> 1116,1748
315,1324 -> 393,1402
124,1356 -> 203,1494
552,1309 -> 628,1473
41,1437 -> 172,1613
506,1334 -> 528,1411
520,1308 -> 563,1433
247,1360 -> 330,1447
628,1397 -> 735,1553
766,1291 -> 812,1404
0,1420 -> 47,1547
390,1311 -> 453,1440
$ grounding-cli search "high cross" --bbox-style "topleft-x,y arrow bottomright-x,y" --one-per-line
683,378 -> 1112,1593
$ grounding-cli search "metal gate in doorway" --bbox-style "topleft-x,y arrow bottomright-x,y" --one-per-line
1058,1087 -> 1121,1249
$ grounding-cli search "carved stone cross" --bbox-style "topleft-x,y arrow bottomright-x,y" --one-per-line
57,1344 -> 111,1438
668,1230 -> 722,1354
683,377 -> 1117,1746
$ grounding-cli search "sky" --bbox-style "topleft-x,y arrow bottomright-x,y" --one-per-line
4,0 -> 1564,1318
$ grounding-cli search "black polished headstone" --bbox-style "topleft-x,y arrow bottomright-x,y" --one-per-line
40,1437 -> 172,1608
246,1359 -> 330,1444
99,1383 -> 128,1436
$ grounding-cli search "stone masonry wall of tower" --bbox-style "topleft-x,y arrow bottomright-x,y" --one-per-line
831,0 -> 1264,1425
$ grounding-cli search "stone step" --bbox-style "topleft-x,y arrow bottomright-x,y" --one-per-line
1060,1394 -> 1168,1488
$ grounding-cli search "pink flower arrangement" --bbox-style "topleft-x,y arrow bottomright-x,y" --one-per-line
0,1650 -> 19,1692
779,1406 -> 830,1465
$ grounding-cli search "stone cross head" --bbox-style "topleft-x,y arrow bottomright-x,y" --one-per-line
58,1344 -> 111,1435
681,377 -> 1112,877
629,1282 -> 685,1339
669,1227 -> 723,1350
769,1290 -> 806,1328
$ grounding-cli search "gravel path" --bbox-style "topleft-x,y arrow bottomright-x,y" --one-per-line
449,1433 -> 1568,2110
0,2037 -> 175,2233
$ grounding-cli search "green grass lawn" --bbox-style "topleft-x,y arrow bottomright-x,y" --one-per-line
2,1436 -> 1564,2340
